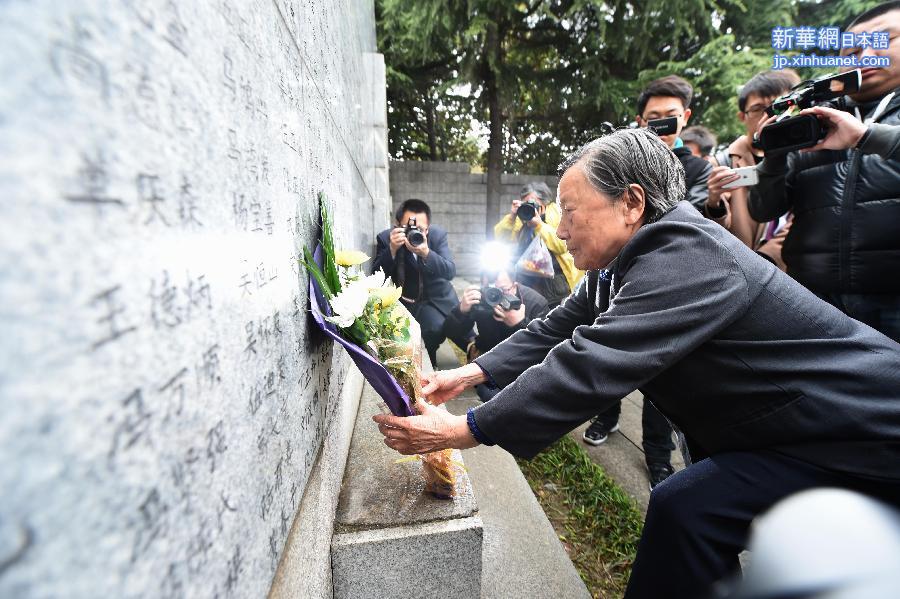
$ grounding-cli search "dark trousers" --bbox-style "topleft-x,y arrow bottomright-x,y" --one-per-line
625,450 -> 900,599
819,292 -> 900,343
405,301 -> 447,367
596,396 -> 674,465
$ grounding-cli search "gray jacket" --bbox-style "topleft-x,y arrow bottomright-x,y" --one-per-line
474,202 -> 900,480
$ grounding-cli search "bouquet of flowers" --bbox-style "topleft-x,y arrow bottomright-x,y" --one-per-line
300,196 -> 458,499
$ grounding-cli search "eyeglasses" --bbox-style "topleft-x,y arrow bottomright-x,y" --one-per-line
641,114 -> 683,122
744,105 -> 768,117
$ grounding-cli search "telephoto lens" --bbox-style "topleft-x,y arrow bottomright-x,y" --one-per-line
517,201 -> 537,222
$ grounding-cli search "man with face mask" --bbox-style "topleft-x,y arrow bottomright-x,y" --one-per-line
751,2 -> 900,342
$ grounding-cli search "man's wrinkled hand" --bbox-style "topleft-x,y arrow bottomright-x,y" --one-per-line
372,400 -> 477,455
419,369 -> 469,405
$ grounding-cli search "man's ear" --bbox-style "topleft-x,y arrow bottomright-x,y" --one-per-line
682,108 -> 692,125
623,184 -> 646,226
737,109 -> 746,124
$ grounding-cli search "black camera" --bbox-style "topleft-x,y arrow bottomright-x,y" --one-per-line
472,285 -> 522,315
645,116 -> 678,136
404,217 -> 425,247
759,70 -> 861,154
516,201 -> 539,222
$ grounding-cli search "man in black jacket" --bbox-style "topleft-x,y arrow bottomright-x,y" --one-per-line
750,2 -> 900,342
372,199 -> 459,366
442,266 -> 549,401
636,75 -> 712,210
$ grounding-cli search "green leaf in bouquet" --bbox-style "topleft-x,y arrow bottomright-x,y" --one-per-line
318,193 -> 342,296
341,318 -> 369,347
301,246 -> 334,299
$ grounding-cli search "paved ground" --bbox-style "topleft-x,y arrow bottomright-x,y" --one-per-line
446,394 -> 591,599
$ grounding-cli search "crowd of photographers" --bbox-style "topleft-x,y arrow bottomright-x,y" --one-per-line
373,1 -> 899,492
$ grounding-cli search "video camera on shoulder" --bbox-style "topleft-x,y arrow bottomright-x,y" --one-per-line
758,69 -> 861,154
472,285 -> 522,315
404,217 -> 426,247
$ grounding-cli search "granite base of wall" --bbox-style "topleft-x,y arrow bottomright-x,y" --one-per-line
330,381 -> 483,598
332,516 -> 483,599
268,367 -> 365,599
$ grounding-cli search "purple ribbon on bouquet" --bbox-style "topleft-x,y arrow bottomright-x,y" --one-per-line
307,245 -> 416,417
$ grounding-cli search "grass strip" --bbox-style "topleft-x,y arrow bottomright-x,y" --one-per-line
517,436 -> 644,598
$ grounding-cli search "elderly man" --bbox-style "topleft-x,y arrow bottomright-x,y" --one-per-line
373,128 -> 900,598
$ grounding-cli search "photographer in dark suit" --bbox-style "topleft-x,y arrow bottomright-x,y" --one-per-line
373,128 -> 900,599
442,259 -> 549,401
372,199 -> 458,366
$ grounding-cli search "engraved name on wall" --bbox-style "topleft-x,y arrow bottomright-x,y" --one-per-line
0,0 -> 381,596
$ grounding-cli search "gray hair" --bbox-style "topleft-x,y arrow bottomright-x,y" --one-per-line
519,181 -> 554,206
558,128 -> 684,224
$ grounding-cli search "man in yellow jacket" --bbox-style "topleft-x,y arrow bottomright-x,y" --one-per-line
494,182 -> 583,307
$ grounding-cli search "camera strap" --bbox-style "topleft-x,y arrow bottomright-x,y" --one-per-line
855,91 -> 896,125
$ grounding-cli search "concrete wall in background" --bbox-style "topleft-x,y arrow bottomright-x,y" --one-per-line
0,1 -> 388,597
388,161 -> 559,280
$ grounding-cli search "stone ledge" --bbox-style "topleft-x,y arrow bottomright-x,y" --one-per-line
332,516 -> 483,599
331,377 -> 482,596
333,383 -> 477,532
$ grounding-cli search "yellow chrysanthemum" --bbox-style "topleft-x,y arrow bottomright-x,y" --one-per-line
335,250 -> 370,267
374,285 -> 402,308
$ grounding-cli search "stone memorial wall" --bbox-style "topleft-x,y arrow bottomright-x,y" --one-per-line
0,1 -> 388,597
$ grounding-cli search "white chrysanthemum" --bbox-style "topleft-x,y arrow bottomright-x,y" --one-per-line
327,279 -> 371,328
360,270 -> 386,291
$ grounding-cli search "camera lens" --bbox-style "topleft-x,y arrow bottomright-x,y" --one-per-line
482,286 -> 503,306
407,230 -> 425,246
517,202 -> 537,222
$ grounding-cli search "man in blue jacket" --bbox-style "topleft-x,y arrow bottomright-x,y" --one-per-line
372,129 -> 900,599
372,199 -> 459,366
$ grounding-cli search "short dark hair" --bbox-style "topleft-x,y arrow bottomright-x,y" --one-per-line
637,75 -> 694,116
681,126 -> 717,156
847,1 -> 900,29
519,181 -> 554,205
738,70 -> 801,111
394,198 -> 431,224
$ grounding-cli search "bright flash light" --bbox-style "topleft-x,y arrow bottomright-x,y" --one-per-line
479,241 -> 513,273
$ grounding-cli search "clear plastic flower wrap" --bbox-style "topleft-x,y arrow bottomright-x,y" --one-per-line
378,341 -> 458,499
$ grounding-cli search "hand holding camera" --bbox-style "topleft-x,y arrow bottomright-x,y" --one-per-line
471,284 -> 523,321
492,301 -> 526,327
391,217 -> 429,258
797,106 -> 868,153
459,286 -> 482,314
707,165 -> 737,209
389,227 -> 407,256
757,70 -> 863,154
